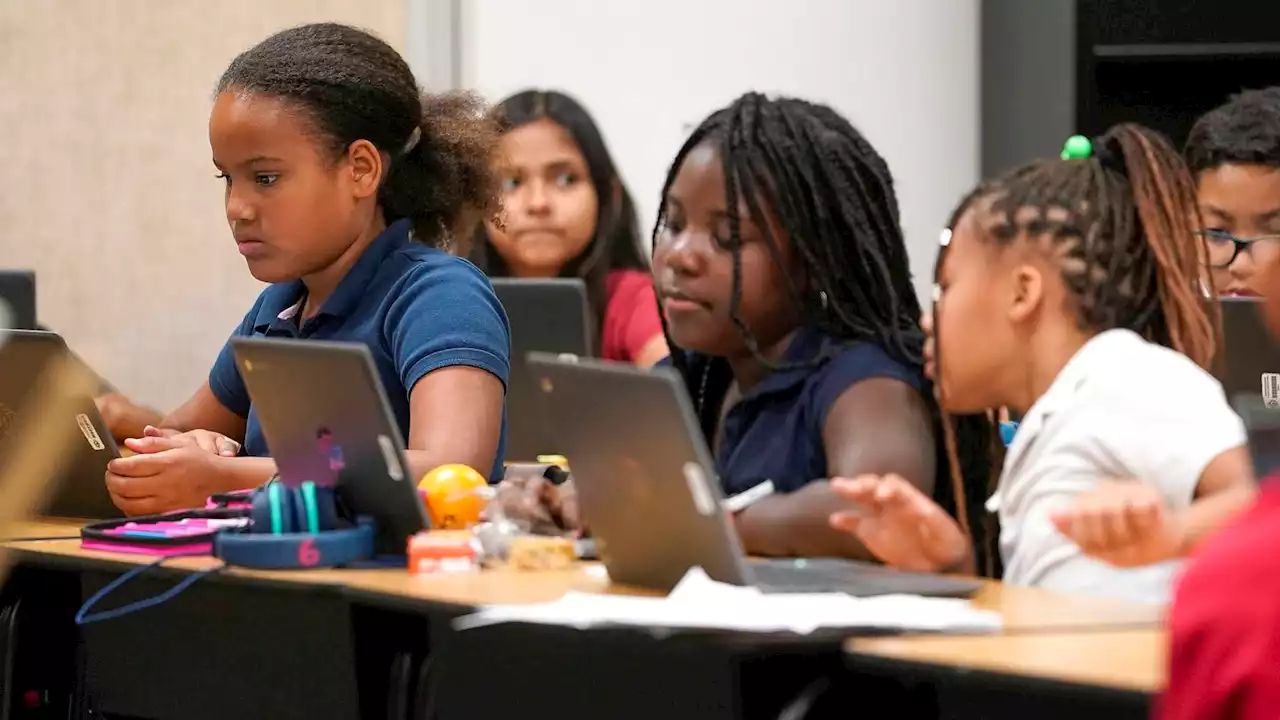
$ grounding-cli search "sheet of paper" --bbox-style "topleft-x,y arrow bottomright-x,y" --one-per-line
454,568 -> 1002,635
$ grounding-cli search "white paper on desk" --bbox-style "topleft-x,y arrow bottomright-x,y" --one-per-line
453,568 -> 1002,635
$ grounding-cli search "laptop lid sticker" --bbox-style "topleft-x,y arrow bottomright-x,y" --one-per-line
683,462 -> 717,516
75,413 -> 106,451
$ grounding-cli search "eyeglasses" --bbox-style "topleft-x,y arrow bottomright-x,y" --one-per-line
1197,229 -> 1280,269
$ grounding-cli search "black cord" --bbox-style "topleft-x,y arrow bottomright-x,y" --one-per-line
0,535 -> 81,542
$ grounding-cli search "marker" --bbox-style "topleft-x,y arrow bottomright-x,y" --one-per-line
722,480 -> 775,514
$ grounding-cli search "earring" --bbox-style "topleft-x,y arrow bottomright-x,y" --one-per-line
818,290 -> 829,310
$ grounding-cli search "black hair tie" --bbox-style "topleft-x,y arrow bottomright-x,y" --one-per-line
1092,135 -> 1127,176
1060,133 -> 1127,176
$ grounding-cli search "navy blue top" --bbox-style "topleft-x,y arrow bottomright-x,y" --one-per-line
675,328 -> 924,496
208,219 -> 511,481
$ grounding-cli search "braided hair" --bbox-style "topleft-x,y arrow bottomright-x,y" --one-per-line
654,92 -> 996,572
935,123 -> 1217,574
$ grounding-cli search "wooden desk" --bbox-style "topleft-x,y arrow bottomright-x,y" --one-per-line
3,519 -> 647,608
3,520 -> 1163,625
847,629 -> 1166,694
2,518 -> 1168,720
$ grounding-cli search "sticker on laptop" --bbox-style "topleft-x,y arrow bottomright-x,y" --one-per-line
377,434 -> 406,481
683,462 -> 717,516
1265,373 -> 1280,408
76,413 -> 106,450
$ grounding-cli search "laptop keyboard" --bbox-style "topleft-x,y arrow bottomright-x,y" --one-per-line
748,558 -> 983,598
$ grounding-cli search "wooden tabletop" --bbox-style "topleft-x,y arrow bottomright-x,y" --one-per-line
2,519 -> 1164,625
960,581 -> 1163,631
846,628 -> 1166,693
2,519 -> 649,606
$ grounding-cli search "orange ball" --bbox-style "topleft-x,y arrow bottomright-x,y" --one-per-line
417,464 -> 488,529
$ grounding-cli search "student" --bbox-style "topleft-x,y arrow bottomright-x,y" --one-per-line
103,23 -> 510,516
470,90 -> 668,366
494,93 -> 994,561
831,126 -> 1255,603
1185,87 -> 1280,297
1160,246 -> 1280,717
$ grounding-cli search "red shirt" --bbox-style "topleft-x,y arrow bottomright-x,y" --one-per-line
1159,483 -> 1280,720
600,270 -> 663,363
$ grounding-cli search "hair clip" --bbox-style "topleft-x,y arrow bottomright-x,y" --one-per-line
1060,134 -> 1092,160
401,126 -> 422,155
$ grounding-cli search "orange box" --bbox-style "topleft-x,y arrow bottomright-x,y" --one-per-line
408,531 -> 477,574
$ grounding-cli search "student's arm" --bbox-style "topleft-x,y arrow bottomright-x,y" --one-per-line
1179,446 -> 1256,552
158,382 -> 248,441
95,393 -> 164,442
389,262 -> 510,481
154,304 -> 262,443
734,377 -> 936,558
105,363 -> 269,515
1020,442 -> 1243,598
1051,367 -> 1252,568
402,366 -> 504,481
1053,446 -> 1254,566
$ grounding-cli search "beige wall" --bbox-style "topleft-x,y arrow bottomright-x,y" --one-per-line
0,1 -> 406,410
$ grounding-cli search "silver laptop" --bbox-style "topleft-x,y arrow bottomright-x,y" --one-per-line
231,337 -> 429,555
0,330 -> 122,519
526,352 -> 983,597
490,278 -> 593,462
1218,298 -> 1280,407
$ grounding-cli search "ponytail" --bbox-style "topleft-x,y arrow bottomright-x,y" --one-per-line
381,91 -> 502,251
1102,124 -> 1218,370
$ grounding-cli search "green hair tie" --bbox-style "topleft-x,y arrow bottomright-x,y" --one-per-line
1061,134 -> 1093,160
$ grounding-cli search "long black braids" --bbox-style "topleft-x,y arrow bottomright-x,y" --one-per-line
653,92 -> 996,572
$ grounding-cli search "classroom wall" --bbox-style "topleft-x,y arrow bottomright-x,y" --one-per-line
461,0 -> 981,303
0,0 -> 406,411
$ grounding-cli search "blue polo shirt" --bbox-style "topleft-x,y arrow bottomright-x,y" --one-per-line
208,219 -> 510,481
679,328 -> 924,496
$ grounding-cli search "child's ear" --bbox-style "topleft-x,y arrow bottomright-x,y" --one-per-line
1008,264 -> 1044,324
345,139 -> 383,199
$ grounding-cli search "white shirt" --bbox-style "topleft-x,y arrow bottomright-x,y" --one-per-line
989,329 -> 1246,604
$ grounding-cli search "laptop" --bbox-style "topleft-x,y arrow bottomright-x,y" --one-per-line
0,341 -> 105,589
0,271 -> 36,330
1217,297 -> 1280,407
490,278 -> 593,461
0,331 -> 122,520
230,337 -> 429,555
1233,393 -> 1280,480
526,352 -> 983,597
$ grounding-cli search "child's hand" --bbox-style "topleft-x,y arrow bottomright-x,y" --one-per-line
124,426 -> 241,457
1050,480 -> 1185,567
829,474 -> 971,573
105,445 -> 233,515
487,471 -> 582,535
